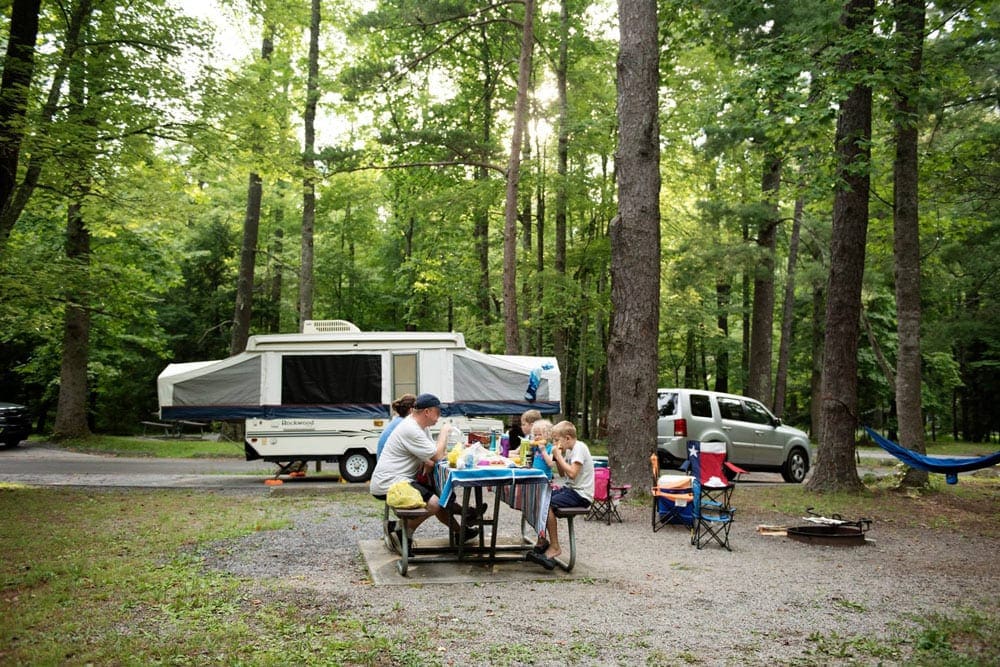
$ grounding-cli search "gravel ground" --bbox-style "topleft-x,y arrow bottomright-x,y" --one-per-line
196,489 -> 1000,666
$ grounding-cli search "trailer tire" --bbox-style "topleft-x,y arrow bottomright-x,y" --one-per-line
339,450 -> 375,483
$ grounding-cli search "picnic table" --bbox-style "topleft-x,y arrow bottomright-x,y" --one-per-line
387,462 -> 551,575
140,419 -> 209,438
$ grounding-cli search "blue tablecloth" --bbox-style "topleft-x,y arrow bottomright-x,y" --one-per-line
435,462 -> 552,537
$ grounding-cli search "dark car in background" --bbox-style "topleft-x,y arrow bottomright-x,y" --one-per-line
0,402 -> 32,448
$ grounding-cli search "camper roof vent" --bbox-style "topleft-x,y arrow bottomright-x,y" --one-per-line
302,319 -> 361,334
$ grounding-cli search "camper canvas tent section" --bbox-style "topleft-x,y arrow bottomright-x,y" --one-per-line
157,321 -> 560,482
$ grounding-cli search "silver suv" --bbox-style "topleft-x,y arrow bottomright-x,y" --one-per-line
656,388 -> 812,483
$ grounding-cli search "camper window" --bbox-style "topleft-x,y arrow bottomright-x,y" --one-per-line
392,353 -> 418,398
281,354 -> 381,404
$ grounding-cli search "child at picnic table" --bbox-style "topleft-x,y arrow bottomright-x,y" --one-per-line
528,418 -> 555,480
526,420 -> 594,570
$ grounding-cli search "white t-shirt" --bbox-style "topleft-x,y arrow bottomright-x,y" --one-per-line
564,439 -> 595,503
369,415 -> 437,496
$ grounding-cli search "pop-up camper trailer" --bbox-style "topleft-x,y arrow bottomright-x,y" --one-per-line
157,320 -> 560,482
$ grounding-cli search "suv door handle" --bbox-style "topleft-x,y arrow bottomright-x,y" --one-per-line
722,426 -> 732,431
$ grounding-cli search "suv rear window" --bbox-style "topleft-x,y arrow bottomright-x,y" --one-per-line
690,393 -> 712,418
717,396 -> 743,421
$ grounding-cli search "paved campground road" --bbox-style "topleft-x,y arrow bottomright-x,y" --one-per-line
0,439 -> 906,490
0,441 -> 360,491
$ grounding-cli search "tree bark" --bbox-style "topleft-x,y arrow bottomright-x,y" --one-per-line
747,153 -> 781,407
298,0 -> 320,329
810,277 -> 825,442
552,0 -> 570,396
268,226 -> 283,333
0,0 -> 90,250
474,25 -> 494,344
609,0 -> 660,492
53,50 -> 92,439
0,0 -> 41,251
774,191 -> 804,418
715,281 -> 730,392
230,32 -> 274,356
502,0 -> 535,354
806,0 -> 874,493
53,198 -> 92,439
893,0 -> 927,487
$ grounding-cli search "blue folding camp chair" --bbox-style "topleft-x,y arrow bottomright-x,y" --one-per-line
651,452 -> 694,531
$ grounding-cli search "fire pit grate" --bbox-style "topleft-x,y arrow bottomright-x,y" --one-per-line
786,508 -> 872,547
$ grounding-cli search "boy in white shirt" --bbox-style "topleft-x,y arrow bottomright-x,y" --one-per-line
527,420 -> 594,569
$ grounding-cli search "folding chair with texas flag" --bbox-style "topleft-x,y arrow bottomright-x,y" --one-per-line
686,440 -> 746,550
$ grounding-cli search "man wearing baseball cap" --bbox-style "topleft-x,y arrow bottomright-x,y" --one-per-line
370,393 -> 478,545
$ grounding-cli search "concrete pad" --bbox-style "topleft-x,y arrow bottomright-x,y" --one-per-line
359,539 -> 599,586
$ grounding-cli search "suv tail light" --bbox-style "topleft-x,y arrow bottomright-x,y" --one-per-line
673,419 -> 687,437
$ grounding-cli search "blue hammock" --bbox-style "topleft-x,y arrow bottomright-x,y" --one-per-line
864,427 -> 1000,484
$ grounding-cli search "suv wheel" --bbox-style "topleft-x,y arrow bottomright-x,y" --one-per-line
782,447 -> 809,483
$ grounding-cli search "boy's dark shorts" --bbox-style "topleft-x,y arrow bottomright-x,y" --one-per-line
550,486 -> 590,509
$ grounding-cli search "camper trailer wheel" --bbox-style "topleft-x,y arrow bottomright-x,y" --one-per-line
339,450 -> 374,483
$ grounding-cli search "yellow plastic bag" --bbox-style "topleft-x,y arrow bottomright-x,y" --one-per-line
387,481 -> 425,509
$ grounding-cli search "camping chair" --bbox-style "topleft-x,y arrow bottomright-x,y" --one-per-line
687,440 -> 746,550
650,452 -> 694,532
586,465 -> 632,524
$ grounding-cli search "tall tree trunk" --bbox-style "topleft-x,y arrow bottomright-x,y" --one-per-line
53,50 -> 92,439
268,226 -> 283,333
0,0 -> 41,251
715,281 -> 730,392
810,265 -> 825,442
741,251 -> 751,391
774,192 -> 804,417
502,0 -> 534,354
298,0 -> 320,329
230,32 -> 274,356
474,25 -> 495,345
552,0 -> 570,396
0,0 -> 90,249
893,0 -> 927,487
747,153 -> 781,406
806,0 -> 874,493
53,198 -> 91,438
231,170 -> 264,355
535,144 -> 546,356
609,0 -> 660,492
519,127 -> 533,354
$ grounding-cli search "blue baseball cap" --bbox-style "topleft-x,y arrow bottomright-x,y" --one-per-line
414,393 -> 441,409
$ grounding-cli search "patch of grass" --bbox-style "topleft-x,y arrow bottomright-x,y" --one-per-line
832,597 -> 867,613
910,609 -> 1000,666
803,629 -> 905,663
0,488 -> 387,665
799,610 -> 999,666
485,642 -> 534,665
43,433 -> 245,459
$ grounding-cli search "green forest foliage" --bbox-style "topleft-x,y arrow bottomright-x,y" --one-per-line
0,0 -> 996,441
